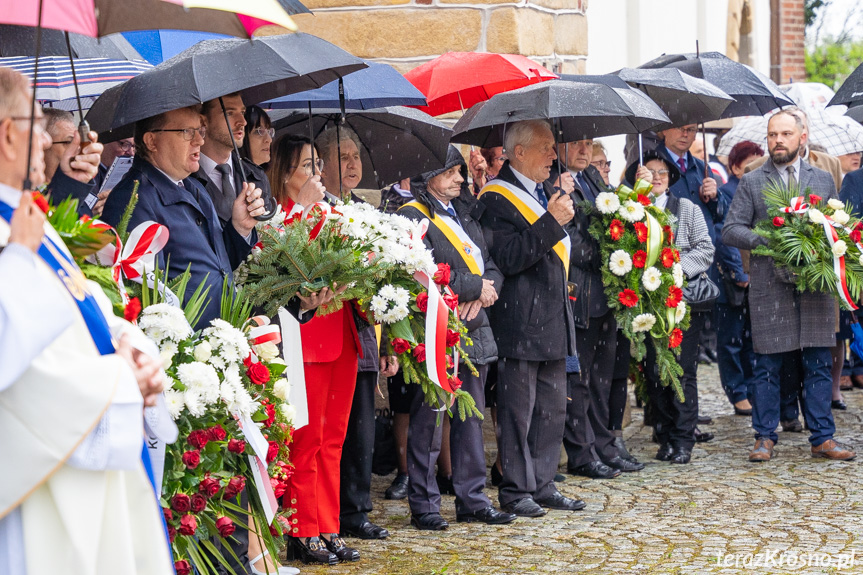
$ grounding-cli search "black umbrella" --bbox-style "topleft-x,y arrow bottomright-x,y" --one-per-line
829,62 -> 863,109
269,106 -> 452,189
847,105 -> 863,124
450,79 -> 671,148
0,24 -> 142,58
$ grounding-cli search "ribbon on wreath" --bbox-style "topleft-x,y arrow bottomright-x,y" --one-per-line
617,179 -> 665,268
782,196 -> 811,214
821,217 -> 859,311
246,315 -> 282,347
413,270 -> 458,394
236,413 -> 280,524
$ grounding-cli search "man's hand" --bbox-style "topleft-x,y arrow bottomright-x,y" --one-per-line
459,299 -> 482,322
380,355 -> 399,377
9,192 -> 45,253
298,174 -> 326,207
61,130 -> 103,184
231,182 -> 265,236
699,177 -> 717,202
116,334 -> 164,408
479,278 -> 497,307
297,283 -> 349,311
554,171 -> 575,195
92,189 -> 111,217
547,190 -> 574,225
469,150 -> 487,189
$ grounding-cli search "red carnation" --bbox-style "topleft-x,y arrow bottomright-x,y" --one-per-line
447,375 -> 462,391
633,250 -> 647,269
852,229 -> 862,244
661,247 -> 675,268
190,493 -> 207,514
856,222 -> 863,232
634,222 -> 648,243
178,514 -> 198,536
666,286 -> 683,308
123,297 -> 141,323
609,219 -> 625,241
181,450 -> 200,469
809,194 -> 822,205
413,343 -> 427,363
171,493 -> 191,513
669,328 -> 684,349
207,425 -> 227,442
198,477 -> 221,499
636,194 -> 651,207
167,525 -> 177,543
174,560 -> 191,575
266,441 -> 280,464
618,289 -> 639,308
773,216 -> 785,227
224,476 -> 246,500
416,291 -> 429,312
443,293 -> 459,310
433,263 -> 451,286
227,438 -> 246,454
445,329 -> 460,347
263,402 -> 276,427
392,338 -> 411,354
216,516 -> 236,538
247,362 -> 270,386
30,191 -> 50,214
187,429 -> 210,450
162,507 -> 173,523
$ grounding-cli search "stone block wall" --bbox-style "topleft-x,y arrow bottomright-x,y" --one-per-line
289,0 -> 588,76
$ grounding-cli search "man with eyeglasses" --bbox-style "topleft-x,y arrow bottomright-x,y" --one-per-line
41,108 -> 103,217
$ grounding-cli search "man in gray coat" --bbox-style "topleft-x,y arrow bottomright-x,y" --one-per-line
722,110 -> 856,462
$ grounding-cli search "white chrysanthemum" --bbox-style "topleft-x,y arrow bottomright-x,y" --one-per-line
828,198 -> 845,210
279,403 -> 296,423
370,295 -> 388,314
379,284 -> 398,300
393,286 -> 411,307
194,341 -> 212,363
631,313 -> 657,333
229,388 -> 257,418
184,390 -> 205,417
808,208 -> 825,224
177,362 -> 220,404
609,250 -> 633,276
596,192 -> 621,215
642,267 -> 662,291
675,301 -> 687,324
164,389 -> 184,420
138,303 -> 192,343
832,240 -> 848,257
618,200 -> 645,222
255,341 -> 280,362
219,381 -> 236,403
832,210 -> 851,226
273,378 -> 290,401
672,263 -> 684,288
209,355 -> 226,371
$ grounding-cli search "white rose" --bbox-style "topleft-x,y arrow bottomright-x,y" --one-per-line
273,378 -> 290,401
159,349 -> 175,370
279,403 -> 296,422
828,198 -> 845,210
808,208 -> 825,224
193,341 -> 212,362
832,240 -> 848,257
609,250 -> 633,276
832,210 -> 851,226
255,341 -> 280,362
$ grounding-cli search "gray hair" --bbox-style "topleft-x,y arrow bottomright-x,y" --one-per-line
314,125 -> 362,162
769,109 -> 806,135
0,67 -> 30,119
43,108 -> 74,136
503,119 -> 552,155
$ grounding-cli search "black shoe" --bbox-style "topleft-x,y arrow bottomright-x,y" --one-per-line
490,464 -> 503,487
554,472 -> 566,483
655,444 -> 674,461
613,437 -> 638,463
456,505 -> 517,525
322,534 -> 360,562
698,351 -> 713,365
734,406 -> 753,416
603,455 -> 645,472
502,497 -> 546,518
694,427 -> 714,442
288,537 -> 338,565
535,491 -> 586,511
385,473 -> 408,500
705,348 -> 718,362
832,399 -> 848,410
669,447 -> 692,464
568,460 -> 621,479
410,512 -> 449,531
697,414 -> 713,425
781,419 -> 803,432
436,474 -> 455,496
340,520 -> 389,540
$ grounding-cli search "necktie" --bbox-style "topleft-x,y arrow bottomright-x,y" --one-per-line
677,157 -> 686,174
787,166 -> 798,190
214,163 -> 236,219
445,204 -> 461,226
534,183 -> 548,208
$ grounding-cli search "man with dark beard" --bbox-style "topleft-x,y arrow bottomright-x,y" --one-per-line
723,110 -> 856,463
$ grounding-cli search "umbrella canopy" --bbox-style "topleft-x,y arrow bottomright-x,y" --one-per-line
828,62 -> 863,109
270,106 -> 452,188
0,0 -> 306,38
405,51 -> 558,117
264,60 -> 427,110
451,79 -> 671,148
616,67 -> 734,126
0,24 -> 142,58
780,81 -> 836,110
847,106 -> 863,125
121,30 -> 229,65
86,33 -> 366,138
639,51 -> 793,119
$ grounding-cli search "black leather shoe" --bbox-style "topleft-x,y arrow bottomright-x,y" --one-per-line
655,444 -> 674,461
410,512 -> 449,531
437,474 -> 455,495
535,492 -> 586,511
322,534 -> 360,562
456,505 -> 517,525
694,427 -> 714,442
502,497 -> 546,517
603,455 -> 645,472
288,537 -> 337,565
781,419 -> 804,432
554,472 -> 566,483
613,437 -> 638,463
568,460 -> 620,479
340,521 -> 389,540
697,414 -> 713,425
734,406 -> 753,416
385,473 -> 408,500
832,399 -> 848,410
669,447 -> 692,464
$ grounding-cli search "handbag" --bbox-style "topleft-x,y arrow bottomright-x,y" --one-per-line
683,271 -> 720,311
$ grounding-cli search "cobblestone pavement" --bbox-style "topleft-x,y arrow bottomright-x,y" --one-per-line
290,365 -> 863,574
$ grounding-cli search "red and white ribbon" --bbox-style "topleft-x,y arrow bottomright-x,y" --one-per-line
236,413 -> 279,524
821,218 -> 859,311
782,196 -> 811,214
414,270 -> 457,394
95,220 -> 170,304
246,315 -> 282,347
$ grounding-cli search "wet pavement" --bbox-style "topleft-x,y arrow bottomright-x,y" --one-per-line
289,364 -> 863,574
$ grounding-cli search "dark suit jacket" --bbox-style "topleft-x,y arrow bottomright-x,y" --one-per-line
46,169 -> 95,217
479,162 -> 576,361
656,147 -> 726,244
100,157 -> 255,328
193,152 -> 274,227
840,167 -> 863,219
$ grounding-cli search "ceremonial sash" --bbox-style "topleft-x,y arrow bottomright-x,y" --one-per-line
402,201 -> 485,276
479,181 -> 571,271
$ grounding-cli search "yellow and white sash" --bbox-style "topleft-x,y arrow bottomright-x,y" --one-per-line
479,180 -> 571,271
402,201 -> 485,276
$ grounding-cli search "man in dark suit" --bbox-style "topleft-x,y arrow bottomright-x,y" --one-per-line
42,108 -> 102,217
479,119 -> 585,517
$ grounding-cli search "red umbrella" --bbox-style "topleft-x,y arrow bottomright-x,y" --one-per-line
405,51 -> 557,117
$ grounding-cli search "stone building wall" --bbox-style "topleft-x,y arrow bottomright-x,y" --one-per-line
777,0 -> 805,83
290,0 -> 588,76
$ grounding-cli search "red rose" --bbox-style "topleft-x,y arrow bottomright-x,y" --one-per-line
443,293 -> 459,310
633,250 -> 647,269
198,477 -> 221,499
162,507 -> 173,523
666,286 -> 683,308
171,493 -> 191,513
178,514 -> 198,536
856,222 -> 863,232
190,493 -> 207,514
181,450 -> 200,469
30,192 -> 50,214
167,525 -> 177,543
174,560 -> 191,575
609,219 -> 625,241
433,263 -> 451,286
852,229 -> 862,244
207,425 -> 227,442
264,402 -> 276,428
661,247 -> 675,268
447,375 -> 462,391
187,430 -> 210,450
271,476 -> 287,498
413,343 -> 427,363
669,328 -> 684,349
266,441 -> 280,464
809,194 -> 822,204
243,354 -> 253,368
633,222 -> 648,243
637,194 -> 651,207
773,216 -> 785,227
227,438 -> 246,454
416,291 -> 429,312
247,361 -> 270,386
224,476 -> 246,500
445,329 -> 460,347
215,516 -> 236,538
123,297 -> 141,322
618,289 -> 639,308
392,338 -> 411,354
269,524 -> 280,536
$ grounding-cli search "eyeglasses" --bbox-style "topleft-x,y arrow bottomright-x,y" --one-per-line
150,127 -> 206,141
592,160 -> 611,169
495,156 -> 507,163
52,139 -> 74,146
117,141 -> 136,153
648,169 -> 670,178
251,127 -> 275,139
676,127 -> 698,135
290,158 -> 324,174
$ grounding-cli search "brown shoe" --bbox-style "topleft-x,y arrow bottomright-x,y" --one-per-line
840,375 -> 853,390
853,374 -> 863,389
811,439 -> 856,460
749,438 -> 774,462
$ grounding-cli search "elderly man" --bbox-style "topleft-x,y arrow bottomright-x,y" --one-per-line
723,110 -> 856,462
41,108 -> 102,216
316,126 -> 363,202
479,120 -> 584,517
0,66 -> 172,575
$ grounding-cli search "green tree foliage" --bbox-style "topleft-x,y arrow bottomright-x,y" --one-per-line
805,40 -> 863,90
